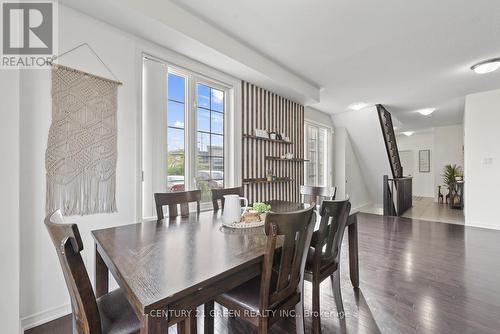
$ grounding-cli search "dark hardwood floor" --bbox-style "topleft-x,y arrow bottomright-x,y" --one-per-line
26,213 -> 500,334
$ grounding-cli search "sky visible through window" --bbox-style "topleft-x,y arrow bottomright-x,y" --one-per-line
166,72 -> 225,198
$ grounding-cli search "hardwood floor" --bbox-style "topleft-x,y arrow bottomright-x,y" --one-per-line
402,196 -> 465,225
26,213 -> 500,334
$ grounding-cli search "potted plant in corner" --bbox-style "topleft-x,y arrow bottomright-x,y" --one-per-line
442,164 -> 464,208
442,164 -> 463,186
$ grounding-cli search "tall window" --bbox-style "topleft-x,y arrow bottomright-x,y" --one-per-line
143,57 -> 235,218
164,70 -> 227,202
196,83 -> 225,201
305,122 -> 330,186
167,73 -> 186,192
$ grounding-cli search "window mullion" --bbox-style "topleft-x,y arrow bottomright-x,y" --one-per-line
185,74 -> 196,191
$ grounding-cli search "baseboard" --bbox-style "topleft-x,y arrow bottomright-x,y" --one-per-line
465,221 -> 500,231
21,303 -> 71,332
352,202 -> 373,213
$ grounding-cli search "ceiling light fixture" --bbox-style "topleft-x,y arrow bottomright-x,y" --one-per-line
416,108 -> 436,116
348,102 -> 370,111
402,131 -> 414,136
471,58 -> 500,74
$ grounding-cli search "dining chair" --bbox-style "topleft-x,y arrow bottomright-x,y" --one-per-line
300,185 -> 336,206
304,199 -> 351,334
214,205 -> 316,334
45,210 -> 196,334
45,210 -> 139,334
211,186 -> 244,211
154,190 -> 201,219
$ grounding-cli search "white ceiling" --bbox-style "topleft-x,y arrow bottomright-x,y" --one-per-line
172,0 -> 500,131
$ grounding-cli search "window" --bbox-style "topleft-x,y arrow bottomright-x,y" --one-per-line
142,56 -> 238,218
167,73 -> 186,192
196,84 -> 225,202
305,122 -> 331,187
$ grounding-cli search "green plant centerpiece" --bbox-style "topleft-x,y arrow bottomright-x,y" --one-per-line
252,202 -> 271,222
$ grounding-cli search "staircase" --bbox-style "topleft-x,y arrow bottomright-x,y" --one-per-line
377,105 -> 413,216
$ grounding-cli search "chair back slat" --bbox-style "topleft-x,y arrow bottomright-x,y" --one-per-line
44,210 -> 101,334
260,205 -> 316,310
317,199 -> 351,262
211,187 -> 244,211
300,185 -> 336,206
154,190 -> 201,219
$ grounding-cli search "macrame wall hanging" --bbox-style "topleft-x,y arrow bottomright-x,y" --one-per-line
46,44 -> 122,215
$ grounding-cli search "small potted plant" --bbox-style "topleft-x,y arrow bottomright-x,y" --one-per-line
252,202 -> 272,222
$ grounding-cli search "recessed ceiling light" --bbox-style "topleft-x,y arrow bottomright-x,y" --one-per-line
402,131 -> 414,136
471,58 -> 500,74
416,108 -> 436,116
348,102 -> 370,111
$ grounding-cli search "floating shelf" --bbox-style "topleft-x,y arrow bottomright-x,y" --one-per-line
264,156 -> 309,162
243,177 -> 294,184
243,134 -> 293,145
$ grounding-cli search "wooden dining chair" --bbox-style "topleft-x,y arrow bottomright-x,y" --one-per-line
300,185 -> 336,205
154,190 -> 201,219
211,186 -> 244,211
45,210 -> 195,334
45,210 -> 140,334
215,205 -> 316,334
304,199 -> 351,334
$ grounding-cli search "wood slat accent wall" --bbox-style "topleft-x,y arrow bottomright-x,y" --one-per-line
242,81 -> 305,204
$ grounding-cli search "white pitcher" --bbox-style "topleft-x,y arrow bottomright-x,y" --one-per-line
222,194 -> 248,225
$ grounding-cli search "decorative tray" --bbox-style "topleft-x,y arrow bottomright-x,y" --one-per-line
221,209 -> 267,229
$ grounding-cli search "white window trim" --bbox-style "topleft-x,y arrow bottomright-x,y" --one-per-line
304,119 -> 334,188
140,52 -> 241,220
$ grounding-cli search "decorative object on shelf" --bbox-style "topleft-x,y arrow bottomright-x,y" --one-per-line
266,169 -> 273,182
46,63 -> 121,216
276,133 -> 283,141
269,131 -> 277,140
286,152 -> 294,160
284,136 -> 291,142
255,128 -> 269,139
419,149 -> 431,172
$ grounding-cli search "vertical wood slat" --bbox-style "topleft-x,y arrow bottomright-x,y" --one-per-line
241,81 -> 304,204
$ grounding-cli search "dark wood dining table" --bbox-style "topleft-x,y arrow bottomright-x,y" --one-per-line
92,200 -> 359,334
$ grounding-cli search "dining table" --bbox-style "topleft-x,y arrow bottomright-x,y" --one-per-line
92,200 -> 360,334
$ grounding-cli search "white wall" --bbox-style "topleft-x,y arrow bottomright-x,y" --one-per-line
331,106 -> 392,208
464,89 -> 500,230
433,125 -> 464,201
19,5 -> 242,330
0,71 -> 20,334
332,128 -> 371,211
397,133 -> 435,197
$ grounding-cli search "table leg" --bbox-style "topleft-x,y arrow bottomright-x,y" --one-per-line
204,300 -> 215,334
348,217 -> 359,288
95,244 -> 109,297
